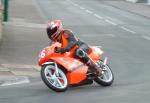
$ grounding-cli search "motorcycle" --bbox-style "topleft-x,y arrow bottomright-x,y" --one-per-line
38,42 -> 114,92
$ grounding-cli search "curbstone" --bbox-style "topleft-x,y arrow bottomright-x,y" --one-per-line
0,71 -> 14,76
11,71 -> 40,77
32,65 -> 41,72
0,66 -> 10,71
0,76 -> 30,86
0,64 -> 40,77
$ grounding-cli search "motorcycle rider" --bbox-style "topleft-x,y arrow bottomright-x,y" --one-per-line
46,20 -> 102,75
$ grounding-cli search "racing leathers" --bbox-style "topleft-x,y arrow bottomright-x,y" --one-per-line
52,30 -> 101,75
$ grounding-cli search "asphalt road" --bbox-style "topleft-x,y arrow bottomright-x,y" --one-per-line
1,0 -> 150,103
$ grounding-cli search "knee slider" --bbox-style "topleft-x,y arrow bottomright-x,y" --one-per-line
76,49 -> 85,58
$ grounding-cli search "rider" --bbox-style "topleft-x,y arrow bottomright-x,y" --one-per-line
46,20 -> 102,75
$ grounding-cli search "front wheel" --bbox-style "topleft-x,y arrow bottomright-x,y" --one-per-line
94,61 -> 114,86
41,64 -> 68,92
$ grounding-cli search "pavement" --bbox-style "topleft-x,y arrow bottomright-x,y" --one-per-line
0,0 -> 46,82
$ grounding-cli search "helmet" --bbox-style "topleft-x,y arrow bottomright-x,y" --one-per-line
46,20 -> 63,41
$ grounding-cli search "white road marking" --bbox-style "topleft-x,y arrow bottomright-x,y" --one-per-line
104,19 -> 118,26
0,77 -> 30,86
94,14 -> 103,19
120,26 -> 136,34
70,1 -> 118,26
85,10 -> 93,14
73,3 -> 78,6
68,0 -> 77,6
143,36 -> 150,40
105,16 -> 115,20
80,34 -> 115,37
107,34 -> 116,37
79,6 -> 85,10
66,1 -> 138,34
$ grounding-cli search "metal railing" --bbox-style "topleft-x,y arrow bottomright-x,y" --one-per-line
3,0 -> 8,22
0,0 -> 8,22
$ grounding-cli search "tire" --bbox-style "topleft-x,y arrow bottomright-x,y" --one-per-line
41,64 -> 68,92
94,61 -> 114,86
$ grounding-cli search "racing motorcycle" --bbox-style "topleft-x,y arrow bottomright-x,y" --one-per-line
38,42 -> 114,92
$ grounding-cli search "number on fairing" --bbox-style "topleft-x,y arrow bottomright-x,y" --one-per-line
39,50 -> 46,58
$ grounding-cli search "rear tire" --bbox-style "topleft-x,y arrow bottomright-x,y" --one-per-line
94,61 -> 114,86
41,64 -> 68,92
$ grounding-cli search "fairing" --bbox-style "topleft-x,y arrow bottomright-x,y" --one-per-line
38,42 -> 103,85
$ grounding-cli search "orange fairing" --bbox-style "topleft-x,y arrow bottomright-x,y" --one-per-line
66,65 -> 88,84
38,42 -> 103,85
50,57 -> 88,84
38,42 -> 88,84
89,47 -> 103,62
38,42 -> 61,66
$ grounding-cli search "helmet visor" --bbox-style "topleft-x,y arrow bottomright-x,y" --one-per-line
49,27 -> 57,36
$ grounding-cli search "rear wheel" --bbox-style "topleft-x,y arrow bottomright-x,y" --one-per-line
94,61 -> 114,86
41,64 -> 68,92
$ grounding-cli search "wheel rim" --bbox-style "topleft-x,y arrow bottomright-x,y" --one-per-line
44,65 -> 68,89
98,62 -> 113,82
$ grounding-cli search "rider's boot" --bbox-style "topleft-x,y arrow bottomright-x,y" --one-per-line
76,49 -> 103,76
83,54 -> 102,76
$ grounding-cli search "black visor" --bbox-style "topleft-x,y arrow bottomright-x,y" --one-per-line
47,27 -> 57,39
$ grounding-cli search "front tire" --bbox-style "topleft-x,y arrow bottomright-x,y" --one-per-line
41,64 -> 68,92
94,61 -> 114,86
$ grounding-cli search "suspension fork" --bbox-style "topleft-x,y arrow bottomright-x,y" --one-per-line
42,62 -> 59,76
98,57 -> 108,71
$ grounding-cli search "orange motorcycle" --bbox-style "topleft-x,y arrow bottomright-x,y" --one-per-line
38,42 -> 114,92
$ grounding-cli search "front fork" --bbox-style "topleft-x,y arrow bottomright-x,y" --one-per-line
79,49 -> 107,75
103,57 -> 107,66
42,62 -> 59,76
96,57 -> 108,74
